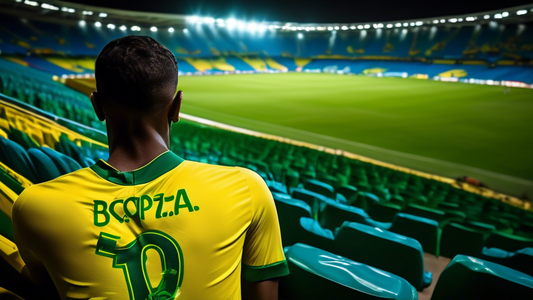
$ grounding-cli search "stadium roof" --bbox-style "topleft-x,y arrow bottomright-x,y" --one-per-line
1,0 -> 532,33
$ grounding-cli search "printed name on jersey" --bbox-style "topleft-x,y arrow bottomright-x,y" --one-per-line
93,189 -> 200,227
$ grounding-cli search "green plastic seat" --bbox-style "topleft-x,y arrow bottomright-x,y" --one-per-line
368,202 -> 402,223
0,137 -> 38,183
355,191 -> 380,211
440,223 -> 485,258
431,255 -> 533,300
485,231 -> 533,252
273,195 -> 313,247
0,168 -> 24,195
334,222 -> 431,290
27,148 -> 62,183
319,199 -> 391,231
8,128 -> 39,150
291,188 -> 328,219
298,217 -> 335,252
389,213 -> 441,256
304,179 -> 335,199
481,247 -> 533,276
40,146 -> 82,174
280,243 -> 418,300
403,204 -> 449,226
335,185 -> 358,204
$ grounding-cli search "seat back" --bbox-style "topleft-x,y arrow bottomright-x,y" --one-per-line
304,179 -> 335,200
390,213 -> 441,256
273,196 -> 313,246
440,223 -> 485,258
280,243 -> 417,300
485,231 -> 533,252
0,137 -> 38,183
27,148 -> 62,183
334,221 -> 427,290
431,255 -> 533,300
320,199 -> 369,230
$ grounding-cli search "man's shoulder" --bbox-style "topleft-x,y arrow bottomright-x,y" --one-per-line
181,160 -> 262,181
18,167 -> 97,198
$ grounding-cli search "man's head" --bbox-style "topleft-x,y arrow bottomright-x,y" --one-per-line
92,36 -> 180,120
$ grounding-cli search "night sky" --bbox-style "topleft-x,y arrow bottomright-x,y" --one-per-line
63,0 -> 533,23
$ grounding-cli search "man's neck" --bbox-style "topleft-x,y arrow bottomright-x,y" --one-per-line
105,120 -> 171,172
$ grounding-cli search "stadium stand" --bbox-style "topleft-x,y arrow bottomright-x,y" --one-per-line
1,2 -> 533,300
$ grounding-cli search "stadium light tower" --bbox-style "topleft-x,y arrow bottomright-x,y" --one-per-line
95,21 -> 102,28
168,27 -> 175,33
150,26 -> 158,32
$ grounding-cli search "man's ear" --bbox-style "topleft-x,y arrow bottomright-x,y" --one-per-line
168,90 -> 183,123
90,92 -> 106,121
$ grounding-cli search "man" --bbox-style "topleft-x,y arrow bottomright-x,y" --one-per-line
12,36 -> 289,300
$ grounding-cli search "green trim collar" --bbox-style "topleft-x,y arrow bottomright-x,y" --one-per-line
90,151 -> 184,185
242,260 -> 290,282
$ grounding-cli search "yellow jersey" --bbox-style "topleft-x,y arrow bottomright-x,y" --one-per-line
12,151 -> 288,300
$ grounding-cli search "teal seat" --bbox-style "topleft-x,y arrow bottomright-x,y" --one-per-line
481,247 -> 533,276
40,146 -> 82,174
485,231 -> 533,252
389,213 -> 441,256
291,188 -> 328,219
368,202 -> 402,223
440,223 -> 485,258
304,179 -> 335,199
320,199 -> 391,231
299,217 -> 335,252
280,243 -> 418,300
27,148 -> 62,183
404,204 -> 450,226
0,137 -> 38,183
431,255 -> 533,300
273,195 -> 313,246
335,185 -> 358,204
354,191 -> 380,211
8,128 -> 39,150
334,222 -> 431,290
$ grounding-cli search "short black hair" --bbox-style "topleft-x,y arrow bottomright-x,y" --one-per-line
95,35 -> 178,114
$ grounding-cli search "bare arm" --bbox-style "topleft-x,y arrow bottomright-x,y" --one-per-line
242,279 -> 279,300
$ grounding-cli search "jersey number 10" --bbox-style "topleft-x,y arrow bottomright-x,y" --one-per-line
96,230 -> 184,300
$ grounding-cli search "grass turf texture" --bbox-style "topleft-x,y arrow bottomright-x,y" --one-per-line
178,73 -> 533,194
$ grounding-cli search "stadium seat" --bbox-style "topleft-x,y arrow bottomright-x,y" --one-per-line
335,185 -> 358,204
389,213 -> 441,256
333,222 -> 431,290
273,195 -> 313,245
480,247 -> 533,276
40,146 -> 82,174
303,179 -> 335,199
431,255 -> 533,300
27,148 -> 62,183
280,243 -> 418,300
319,199 -> 391,231
0,137 -> 38,183
367,202 -> 402,223
353,191 -> 380,211
440,223 -> 485,258
484,231 -> 533,252
298,217 -> 335,252
291,188 -> 328,219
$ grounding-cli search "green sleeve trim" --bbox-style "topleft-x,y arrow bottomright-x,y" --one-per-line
242,260 -> 290,282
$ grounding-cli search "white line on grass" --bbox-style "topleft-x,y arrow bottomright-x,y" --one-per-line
181,106 -> 533,186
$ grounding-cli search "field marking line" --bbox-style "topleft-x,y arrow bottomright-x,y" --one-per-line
182,106 -> 533,186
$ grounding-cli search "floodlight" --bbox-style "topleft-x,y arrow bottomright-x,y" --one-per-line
403,23 -> 408,26
310,27 -> 316,31
268,25 -> 275,29
440,19 -> 445,23
216,18 -> 225,24
466,17 -> 476,21
42,3 -> 59,10
131,26 -> 141,31
150,26 -> 158,32
517,10 -> 527,15
188,15 -> 200,23
297,33 -> 303,39
364,24 -> 370,29
502,12 -> 509,17
95,22 -> 102,27
484,15 -> 490,19
68,8 -> 75,13
183,28 -> 189,33
457,18 -> 463,22
494,14 -> 502,19
61,7 -> 68,11
387,24 -> 393,28
327,26 -> 333,30
24,0 -> 38,6
358,25 -> 364,29
107,23 -> 115,29
395,23 -> 401,27
203,17 -> 215,24
99,13 -> 107,17
341,26 -> 348,30
449,18 -> 457,23
334,26 -> 340,30
350,25 -> 356,29
433,20 -> 439,24
82,11 -> 93,15
79,20 -> 86,27
119,25 -> 127,31
415,21 -> 423,26
238,22 -> 247,31
258,24 -> 266,32
168,27 -> 174,33
410,22 -> 415,26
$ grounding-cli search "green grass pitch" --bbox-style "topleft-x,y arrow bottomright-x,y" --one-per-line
178,73 -> 533,192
